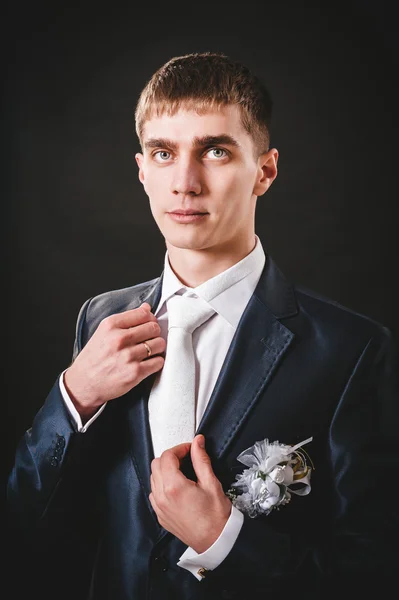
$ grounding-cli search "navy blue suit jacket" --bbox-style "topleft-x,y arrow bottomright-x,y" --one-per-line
7,255 -> 399,599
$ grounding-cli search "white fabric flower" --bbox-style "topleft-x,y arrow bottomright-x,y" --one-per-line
227,437 -> 313,518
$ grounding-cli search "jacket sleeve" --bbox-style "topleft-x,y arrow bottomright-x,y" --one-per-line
7,297 -> 93,523
6,297 -> 101,599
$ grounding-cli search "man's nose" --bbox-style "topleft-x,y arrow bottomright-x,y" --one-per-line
171,157 -> 202,196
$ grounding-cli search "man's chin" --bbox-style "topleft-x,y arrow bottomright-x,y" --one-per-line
164,232 -> 212,252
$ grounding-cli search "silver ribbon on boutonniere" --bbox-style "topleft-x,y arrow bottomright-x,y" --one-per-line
226,437 -> 313,518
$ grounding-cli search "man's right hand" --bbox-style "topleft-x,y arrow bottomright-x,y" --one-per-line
63,302 -> 166,419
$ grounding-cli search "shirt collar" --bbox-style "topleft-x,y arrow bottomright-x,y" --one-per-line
154,235 -> 266,327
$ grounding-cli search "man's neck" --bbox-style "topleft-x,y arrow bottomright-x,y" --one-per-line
166,236 -> 257,288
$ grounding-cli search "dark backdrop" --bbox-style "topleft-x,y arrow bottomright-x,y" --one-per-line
3,0 -> 398,480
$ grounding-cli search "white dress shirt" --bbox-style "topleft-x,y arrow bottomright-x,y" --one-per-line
60,234 -> 266,580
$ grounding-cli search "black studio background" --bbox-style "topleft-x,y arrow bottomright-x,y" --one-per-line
2,0 -> 398,502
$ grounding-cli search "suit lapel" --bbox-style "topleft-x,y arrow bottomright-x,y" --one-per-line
124,276 -> 163,524
197,255 -> 297,460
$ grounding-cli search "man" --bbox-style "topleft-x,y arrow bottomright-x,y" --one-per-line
7,52 -> 398,599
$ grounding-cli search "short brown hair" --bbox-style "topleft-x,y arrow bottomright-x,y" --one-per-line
134,52 -> 273,157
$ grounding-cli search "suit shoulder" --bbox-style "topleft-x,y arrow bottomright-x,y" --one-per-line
73,276 -> 161,348
293,283 -> 392,341
86,277 -> 160,317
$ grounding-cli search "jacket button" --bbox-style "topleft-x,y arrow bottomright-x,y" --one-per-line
55,435 -> 65,449
153,556 -> 169,573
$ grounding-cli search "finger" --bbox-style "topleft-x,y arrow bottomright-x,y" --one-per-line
136,337 -> 166,362
150,473 -> 159,496
137,355 -> 165,381
151,457 -> 163,494
109,303 -> 154,329
162,443 -> 192,467
158,444 -> 191,486
114,321 -> 162,353
129,320 -> 162,344
190,435 -> 216,487
149,492 -> 161,516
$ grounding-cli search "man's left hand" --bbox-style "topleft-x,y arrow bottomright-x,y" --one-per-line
149,434 -> 232,554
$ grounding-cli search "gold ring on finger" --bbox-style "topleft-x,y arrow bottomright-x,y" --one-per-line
142,341 -> 152,357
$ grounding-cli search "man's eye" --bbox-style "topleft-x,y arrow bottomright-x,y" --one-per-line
206,148 -> 227,159
154,151 -> 171,161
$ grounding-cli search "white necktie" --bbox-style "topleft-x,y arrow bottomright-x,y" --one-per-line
148,294 -> 216,458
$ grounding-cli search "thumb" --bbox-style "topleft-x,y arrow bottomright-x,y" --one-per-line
168,442 -> 192,466
191,435 -> 215,486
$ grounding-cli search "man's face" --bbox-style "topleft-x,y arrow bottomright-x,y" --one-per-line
135,104 -> 277,254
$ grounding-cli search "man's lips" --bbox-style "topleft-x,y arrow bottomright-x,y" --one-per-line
167,210 -> 209,223
168,209 -> 208,215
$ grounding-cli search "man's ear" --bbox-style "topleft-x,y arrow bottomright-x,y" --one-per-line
135,152 -> 145,184
253,148 -> 279,196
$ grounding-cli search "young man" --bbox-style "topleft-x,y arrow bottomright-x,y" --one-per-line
7,52 -> 398,599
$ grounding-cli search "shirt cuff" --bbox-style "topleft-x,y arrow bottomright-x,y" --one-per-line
177,504 -> 244,581
59,369 -> 106,432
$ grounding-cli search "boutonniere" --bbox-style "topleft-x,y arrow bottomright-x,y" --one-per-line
226,437 -> 314,518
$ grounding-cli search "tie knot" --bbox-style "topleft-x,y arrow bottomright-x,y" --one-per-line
167,295 -> 215,334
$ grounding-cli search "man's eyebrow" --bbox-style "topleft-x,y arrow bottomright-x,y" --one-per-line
144,134 -> 241,151
144,138 -> 178,151
193,135 -> 241,149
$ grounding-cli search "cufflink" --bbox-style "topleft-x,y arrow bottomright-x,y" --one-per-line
197,567 -> 209,579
